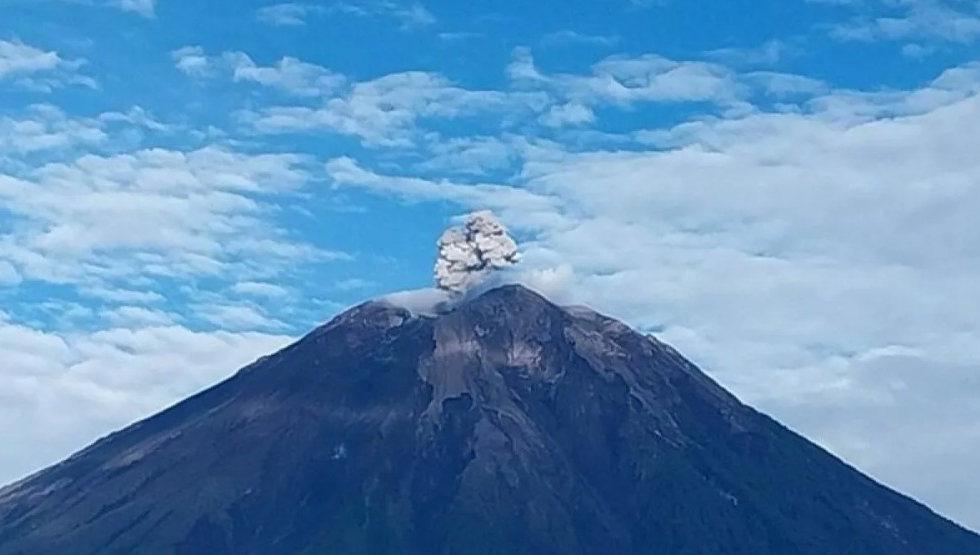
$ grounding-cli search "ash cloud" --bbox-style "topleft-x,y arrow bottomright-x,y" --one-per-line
379,210 -> 521,317
434,210 -> 521,295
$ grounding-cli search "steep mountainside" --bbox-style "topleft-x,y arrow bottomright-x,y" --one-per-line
1,285 -> 978,555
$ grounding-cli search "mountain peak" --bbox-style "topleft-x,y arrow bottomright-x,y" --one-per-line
467,282 -> 550,305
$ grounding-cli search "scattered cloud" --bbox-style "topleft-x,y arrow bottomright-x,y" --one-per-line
48,0 -> 156,17
507,48 -> 745,107
183,46 -> 837,153
332,277 -> 376,291
326,156 -> 559,217
705,39 -> 792,66
115,0 -> 155,17
223,52 -> 345,96
255,3 -> 324,26
0,105 -> 106,154
243,71 -> 547,146
742,71 -> 828,97
901,42 -> 936,59
437,31 -> 483,42
0,40 -> 64,79
345,1 -> 436,28
171,46 -> 211,77
232,281 -> 291,298
541,30 -> 620,47
0,260 -> 21,285
811,0 -> 980,44
222,48 -> 815,147
0,145 -> 343,302
417,135 -> 517,175
509,48 -> 829,114
257,1 -> 436,29
539,101 -> 595,127
177,47 -> 826,146
173,47 -> 345,96
0,39 -> 94,90
102,305 -> 178,326
194,303 -> 285,330
0,105 -> 170,161
80,286 -> 166,304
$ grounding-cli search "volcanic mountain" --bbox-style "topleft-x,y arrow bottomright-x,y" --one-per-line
1,285 -> 978,555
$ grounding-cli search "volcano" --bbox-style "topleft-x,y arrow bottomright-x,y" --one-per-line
1,285 -> 977,555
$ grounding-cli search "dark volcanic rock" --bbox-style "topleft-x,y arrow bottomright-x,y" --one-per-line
1,284 -> 978,555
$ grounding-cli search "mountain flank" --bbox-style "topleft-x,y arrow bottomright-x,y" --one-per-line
1,285 -> 978,555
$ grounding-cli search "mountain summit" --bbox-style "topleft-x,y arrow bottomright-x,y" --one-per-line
1,285 -> 978,555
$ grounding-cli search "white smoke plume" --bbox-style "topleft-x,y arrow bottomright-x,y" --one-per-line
434,210 -> 521,294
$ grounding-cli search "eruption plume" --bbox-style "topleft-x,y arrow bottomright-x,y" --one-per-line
434,210 -> 521,294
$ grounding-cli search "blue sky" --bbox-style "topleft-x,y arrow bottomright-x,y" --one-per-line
2,0 -> 980,532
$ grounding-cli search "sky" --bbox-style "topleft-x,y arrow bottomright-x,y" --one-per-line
1,0 -> 980,533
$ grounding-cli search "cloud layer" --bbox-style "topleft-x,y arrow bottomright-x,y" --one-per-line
0,317 -> 292,482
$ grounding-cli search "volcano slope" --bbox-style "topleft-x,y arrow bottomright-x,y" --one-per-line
1,285 -> 978,555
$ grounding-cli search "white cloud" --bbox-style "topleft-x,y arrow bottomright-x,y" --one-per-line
256,3 -> 324,26
332,277 -> 376,291
245,72 -> 547,146
760,353 -> 980,530
0,40 -> 93,90
80,286 -> 165,304
0,320 -> 292,486
226,48 -> 834,151
102,305 -> 178,326
741,71 -> 828,97
0,260 -> 21,285
505,48 -> 840,117
0,105 -> 106,154
224,52 -> 345,96
811,0 -> 980,43
901,42 -> 936,59
387,2 -> 435,27
327,156 -> 558,216
115,0 -> 155,17
437,31 -> 483,42
417,135 -> 517,175
0,40 -> 63,78
0,105 -> 170,156
705,39 -> 792,66
507,48 -> 744,107
255,1 -> 434,28
191,47 -> 815,147
539,102 -> 595,127
0,146 -> 343,299
55,0 -> 157,17
171,46 -> 211,77
194,303 -> 284,330
336,1 -> 436,28
541,30 -> 619,47
173,47 -> 345,97
232,281 -> 291,298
